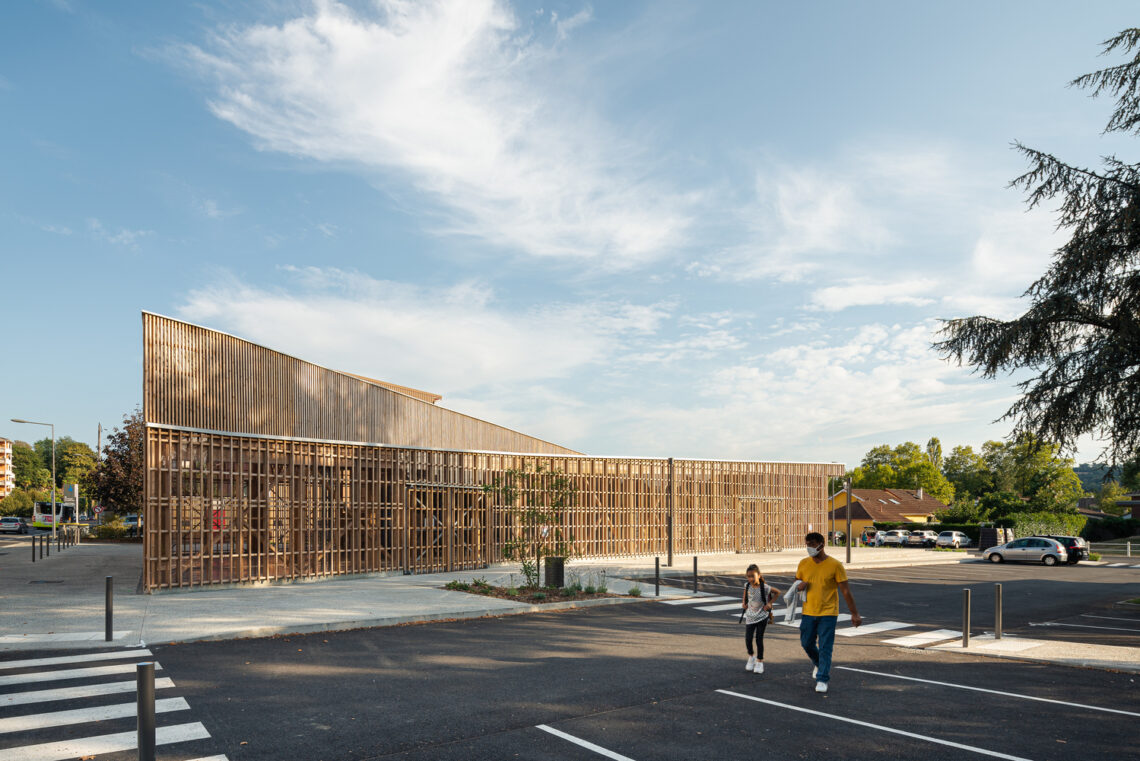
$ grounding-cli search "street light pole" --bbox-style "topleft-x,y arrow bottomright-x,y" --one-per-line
11,418 -> 56,541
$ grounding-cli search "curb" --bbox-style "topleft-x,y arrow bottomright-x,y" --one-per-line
919,643 -> 1140,674
148,593 -> 658,646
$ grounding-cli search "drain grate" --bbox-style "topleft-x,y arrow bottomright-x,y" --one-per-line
29,580 -> 64,584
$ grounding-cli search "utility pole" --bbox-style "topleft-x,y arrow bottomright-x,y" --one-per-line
845,477 -> 852,564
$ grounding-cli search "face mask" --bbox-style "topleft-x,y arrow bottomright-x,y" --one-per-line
806,545 -> 821,557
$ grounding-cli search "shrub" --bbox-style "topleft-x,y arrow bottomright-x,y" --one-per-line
92,522 -> 129,540
1082,516 -> 1140,541
628,586 -> 642,597
444,580 -> 470,591
506,586 -> 518,596
1090,552 -> 1102,561
532,591 -> 547,601
597,585 -> 608,594
584,585 -> 597,595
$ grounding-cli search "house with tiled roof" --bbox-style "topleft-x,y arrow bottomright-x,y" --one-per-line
828,487 -> 948,539
1117,491 -> 1140,520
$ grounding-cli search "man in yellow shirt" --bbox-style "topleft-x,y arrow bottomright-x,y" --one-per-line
794,532 -> 861,694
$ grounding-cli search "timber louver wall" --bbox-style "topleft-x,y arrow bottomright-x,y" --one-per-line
142,313 -> 843,591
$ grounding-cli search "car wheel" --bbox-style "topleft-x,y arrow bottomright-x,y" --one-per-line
988,553 -> 1003,563
1043,555 -> 1058,566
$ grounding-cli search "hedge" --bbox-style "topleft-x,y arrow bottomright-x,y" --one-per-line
1082,516 -> 1140,541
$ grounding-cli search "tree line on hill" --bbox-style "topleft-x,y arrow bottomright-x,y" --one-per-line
1,409 -> 143,519
836,436 -> 1139,538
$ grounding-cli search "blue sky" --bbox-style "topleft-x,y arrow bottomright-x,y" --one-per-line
2,1 -> 1134,467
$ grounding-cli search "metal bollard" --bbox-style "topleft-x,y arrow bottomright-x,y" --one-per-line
995,583 -> 1003,640
46,534 -> 50,557
962,588 -> 971,648
1129,541 -> 1132,558
40,535 -> 44,559
693,556 -> 698,593
32,535 -> 36,563
137,661 -> 156,761
655,556 -> 660,597
105,576 -> 114,642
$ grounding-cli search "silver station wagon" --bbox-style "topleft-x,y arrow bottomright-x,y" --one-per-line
983,537 -> 1068,566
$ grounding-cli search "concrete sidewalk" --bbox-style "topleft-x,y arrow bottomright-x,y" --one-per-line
0,538 -> 967,651
927,633 -> 1140,673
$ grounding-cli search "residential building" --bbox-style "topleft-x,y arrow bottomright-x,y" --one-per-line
827,487 -> 948,539
0,438 -> 14,499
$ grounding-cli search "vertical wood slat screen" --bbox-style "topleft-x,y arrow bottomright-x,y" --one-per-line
143,312 -> 577,455
145,427 -> 842,591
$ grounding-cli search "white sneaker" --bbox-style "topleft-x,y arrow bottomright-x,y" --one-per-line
746,656 -> 756,672
754,661 -> 764,674
815,681 -> 828,693
811,666 -> 818,679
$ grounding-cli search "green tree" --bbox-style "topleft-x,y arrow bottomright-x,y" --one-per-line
90,409 -> 144,515
942,445 -> 991,501
1121,456 -> 1140,491
849,442 -> 955,503
935,29 -> 1140,467
12,441 -> 51,490
926,437 -> 943,471
978,437 -> 1083,513
34,437 -> 96,489
0,488 -> 36,517
1097,480 -> 1129,516
980,490 -> 1027,519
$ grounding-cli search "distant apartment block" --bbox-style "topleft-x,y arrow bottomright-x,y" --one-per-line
0,438 -> 14,498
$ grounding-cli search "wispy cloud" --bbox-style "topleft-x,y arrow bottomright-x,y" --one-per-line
808,277 -> 937,312
87,217 -> 152,248
179,0 -> 690,266
177,266 -> 672,396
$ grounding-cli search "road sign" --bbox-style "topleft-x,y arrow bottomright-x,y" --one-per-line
93,505 -> 105,514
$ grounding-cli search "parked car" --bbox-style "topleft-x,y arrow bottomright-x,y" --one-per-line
936,530 -> 972,549
1042,535 -> 1089,564
905,530 -> 939,548
983,537 -> 1068,566
0,516 -> 30,534
880,529 -> 911,547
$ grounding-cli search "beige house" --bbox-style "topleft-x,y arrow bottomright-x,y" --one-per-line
828,488 -> 947,538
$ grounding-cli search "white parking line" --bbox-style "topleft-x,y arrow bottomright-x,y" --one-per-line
1,677 -> 177,707
1082,614 -> 1140,623
882,629 -> 960,647
0,648 -> 152,672
0,661 -> 161,688
835,621 -> 912,637
836,666 -> 1140,718
659,595 -> 735,605
536,724 -> 636,761
184,756 -> 229,761
717,690 -> 1032,761
4,721 -> 210,761
1106,563 -> 1130,567
0,697 -> 190,734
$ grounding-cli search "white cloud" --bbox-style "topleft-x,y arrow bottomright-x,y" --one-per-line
808,277 -> 937,312
177,266 -> 671,396
181,0 -> 689,266
87,218 -> 152,248
199,198 -> 240,219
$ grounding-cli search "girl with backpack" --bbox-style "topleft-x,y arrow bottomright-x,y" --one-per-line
741,563 -> 779,673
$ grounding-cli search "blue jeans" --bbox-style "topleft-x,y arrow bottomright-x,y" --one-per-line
799,614 -> 837,683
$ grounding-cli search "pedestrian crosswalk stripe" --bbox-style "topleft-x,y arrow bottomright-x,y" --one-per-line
883,629 -> 961,647
776,614 -> 851,628
0,631 -> 133,644
696,602 -> 746,612
2,677 -> 177,708
0,661 -> 162,688
1131,565 -> 1140,569
3,721 -> 210,761
836,621 -> 912,637
0,697 -> 190,734
659,595 -> 735,605
0,648 -> 152,672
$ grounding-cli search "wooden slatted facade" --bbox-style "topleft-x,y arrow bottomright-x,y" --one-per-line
142,313 -> 843,591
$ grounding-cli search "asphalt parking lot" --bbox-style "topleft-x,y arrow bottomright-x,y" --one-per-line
2,559 -> 1137,761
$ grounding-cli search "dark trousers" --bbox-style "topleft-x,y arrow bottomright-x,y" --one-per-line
744,619 -> 768,658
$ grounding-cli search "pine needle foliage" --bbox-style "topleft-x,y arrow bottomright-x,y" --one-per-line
935,29 -> 1140,466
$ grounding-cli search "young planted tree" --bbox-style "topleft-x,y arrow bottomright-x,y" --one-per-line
936,29 -> 1140,468
483,464 -> 575,588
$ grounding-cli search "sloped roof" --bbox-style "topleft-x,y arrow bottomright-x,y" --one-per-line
339,372 -> 443,404
830,488 -> 946,522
